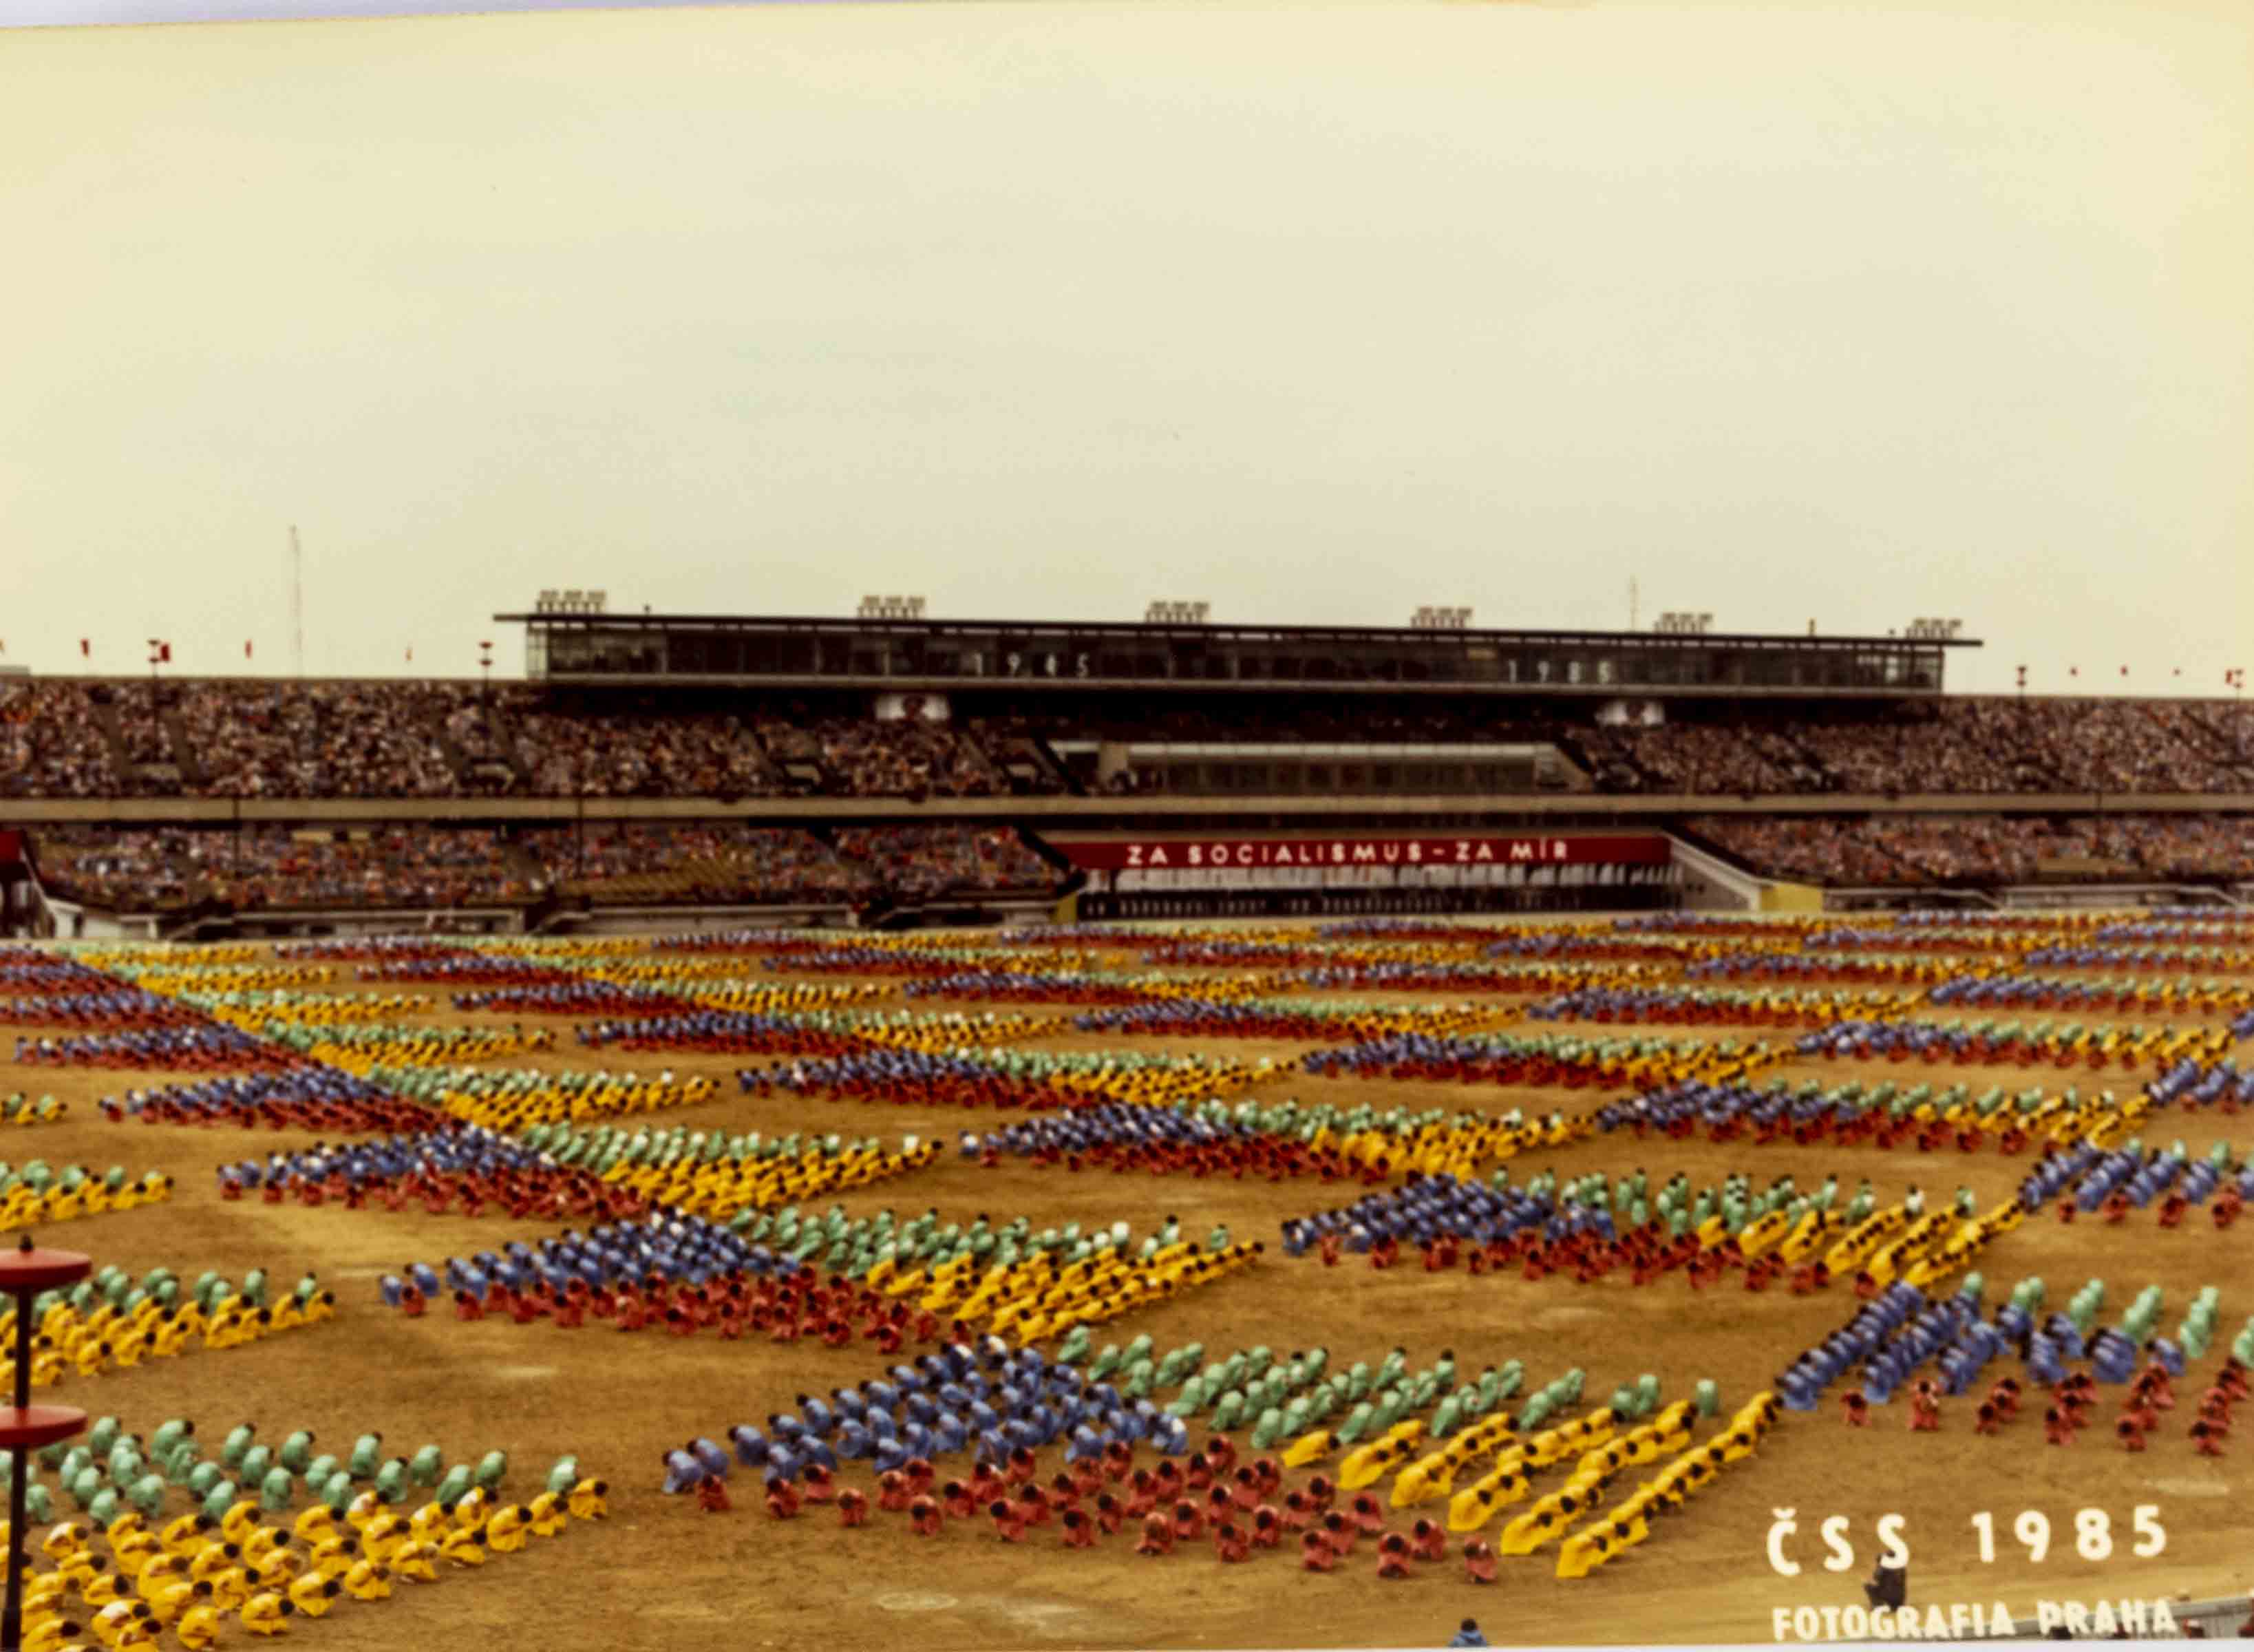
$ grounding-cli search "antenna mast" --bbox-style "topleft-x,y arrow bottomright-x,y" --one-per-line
1629,575 -> 1639,632
290,525 -> 304,677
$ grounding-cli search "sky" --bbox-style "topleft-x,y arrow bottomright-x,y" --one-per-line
1,0 -> 2248,696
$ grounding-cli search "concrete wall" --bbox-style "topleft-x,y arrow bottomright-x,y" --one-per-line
551,904 -> 849,937
39,899 -> 153,941
1761,882 -> 1827,913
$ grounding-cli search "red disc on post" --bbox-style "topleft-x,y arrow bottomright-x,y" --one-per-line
0,1242 -> 91,1295
0,1405 -> 87,1451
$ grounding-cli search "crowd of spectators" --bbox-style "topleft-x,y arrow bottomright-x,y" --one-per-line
1780,703 -> 2054,795
2107,813 -> 2254,875
28,826 -> 221,909
1582,719 -> 1834,795
438,684 -> 521,787
756,704 -> 1002,798
173,681 -> 461,798
32,825 -> 541,911
0,680 -> 118,798
2013,699 -> 2248,794
3,677 -> 2252,800
1693,814 -> 2254,887
1686,816 -> 1909,885
524,823 -> 1056,906
522,823 -> 871,905
1593,700 -> 2254,797
962,715 -> 1071,795
115,690 -> 184,783
25,821 -> 1062,912
18,803 -> 2237,911
493,695 -> 782,798
831,825 -> 1055,901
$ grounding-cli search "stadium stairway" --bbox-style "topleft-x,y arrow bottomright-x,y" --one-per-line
2001,708 -> 2084,792
1549,730 -> 1635,792
1659,832 -> 1766,911
752,723 -> 833,795
731,723 -> 787,793
456,692 -> 532,792
1767,727 -> 1840,792
160,703 -> 207,791
1538,741 -> 1596,793
434,719 -> 482,789
501,833 -> 551,896
956,726 -> 1010,793
1029,732 -> 1083,795
87,690 -> 136,786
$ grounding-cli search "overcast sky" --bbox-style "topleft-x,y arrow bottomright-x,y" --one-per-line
3,0 -> 2247,695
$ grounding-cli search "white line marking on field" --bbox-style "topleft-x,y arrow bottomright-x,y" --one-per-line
875,1593 -> 959,1613
2146,1477 -> 2226,1498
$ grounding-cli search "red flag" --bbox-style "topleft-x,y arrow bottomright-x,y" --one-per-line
80,639 -> 90,658
245,641 -> 253,660
2119,666 -> 2127,677
159,643 -> 172,664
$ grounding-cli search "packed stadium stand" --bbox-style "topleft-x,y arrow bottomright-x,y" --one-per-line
11,676 -> 2254,801
30,822 -> 541,911
21,822 -> 1060,921
3,609 -> 2248,934
1687,814 -> 2254,889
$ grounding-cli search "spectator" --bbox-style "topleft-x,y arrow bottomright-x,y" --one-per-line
1694,814 -> 2254,887
831,825 -> 1054,901
6,677 -> 2251,801
176,679 -> 460,798
522,823 -> 871,906
758,703 -> 1003,798
1864,1558 -> 1907,1611
0,680 -> 119,798
31,824 -> 540,910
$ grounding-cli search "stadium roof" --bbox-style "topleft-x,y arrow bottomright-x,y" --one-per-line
493,610 -> 1982,648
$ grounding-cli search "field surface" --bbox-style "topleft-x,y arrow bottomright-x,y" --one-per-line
3,913 -> 2250,1650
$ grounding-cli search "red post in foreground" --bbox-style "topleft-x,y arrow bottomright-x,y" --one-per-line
0,1234 -> 90,1652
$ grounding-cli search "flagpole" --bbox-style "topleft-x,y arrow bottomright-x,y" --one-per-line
290,526 -> 304,679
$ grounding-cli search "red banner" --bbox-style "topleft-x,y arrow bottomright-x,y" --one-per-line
1054,834 -> 1670,872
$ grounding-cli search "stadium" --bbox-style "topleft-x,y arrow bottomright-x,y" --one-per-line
5,602 -> 2248,940
6,0 -> 2253,1648
1,598 -> 2251,1649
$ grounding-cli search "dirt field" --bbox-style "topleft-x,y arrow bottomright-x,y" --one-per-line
4,924 -> 2251,1651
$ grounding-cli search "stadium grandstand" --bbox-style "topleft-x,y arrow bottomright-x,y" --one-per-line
2,603 -> 2248,939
